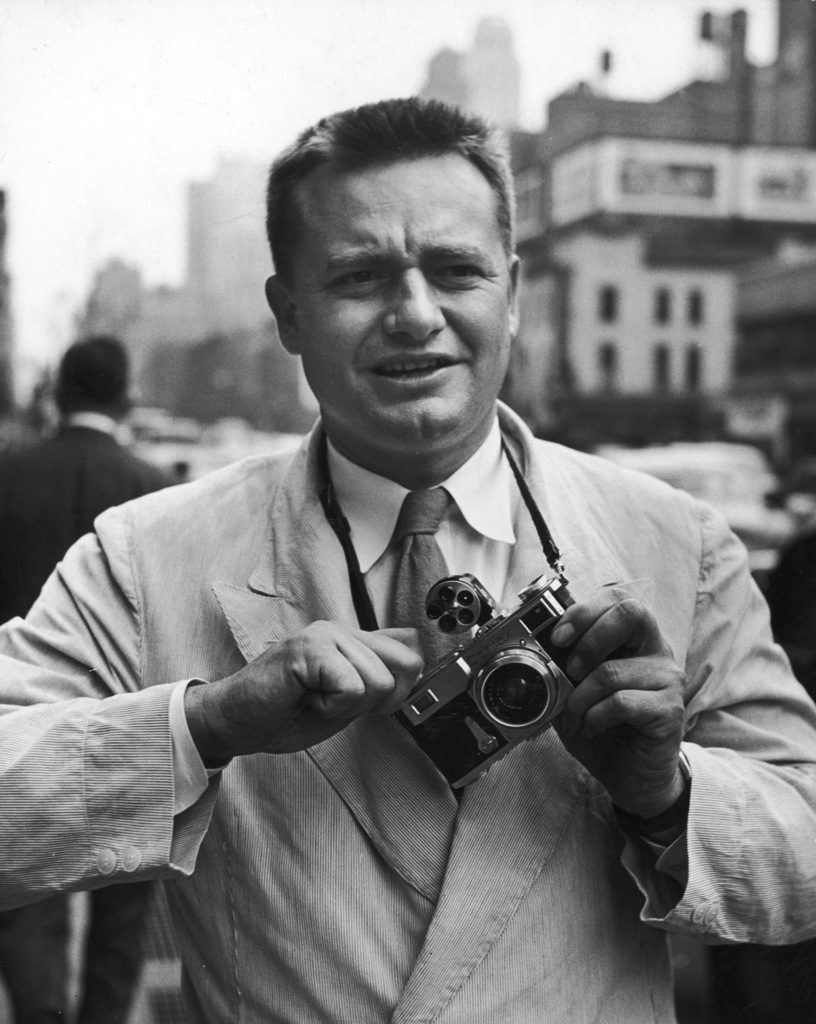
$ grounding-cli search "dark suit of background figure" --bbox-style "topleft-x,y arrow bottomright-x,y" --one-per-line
709,529 -> 816,1024
0,336 -> 169,1024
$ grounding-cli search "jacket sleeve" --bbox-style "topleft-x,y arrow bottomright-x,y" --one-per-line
0,518 -> 219,909
626,500 -> 816,944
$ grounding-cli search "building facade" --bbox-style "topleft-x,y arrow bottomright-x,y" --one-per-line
506,1 -> 816,453
732,247 -> 816,463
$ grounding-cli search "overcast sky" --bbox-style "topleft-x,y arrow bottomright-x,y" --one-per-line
0,0 -> 776,379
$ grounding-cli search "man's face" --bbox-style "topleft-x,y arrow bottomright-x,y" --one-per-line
268,154 -> 519,486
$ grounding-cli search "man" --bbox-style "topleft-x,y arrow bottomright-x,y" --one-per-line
0,335 -> 168,1023
0,335 -> 169,622
0,99 -> 815,1024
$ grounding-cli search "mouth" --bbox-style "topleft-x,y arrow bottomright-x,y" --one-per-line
372,356 -> 456,379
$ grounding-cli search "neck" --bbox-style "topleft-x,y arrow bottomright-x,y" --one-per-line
324,415 -> 498,491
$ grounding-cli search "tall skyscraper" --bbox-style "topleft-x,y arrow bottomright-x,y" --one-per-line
186,157 -> 271,332
421,17 -> 520,130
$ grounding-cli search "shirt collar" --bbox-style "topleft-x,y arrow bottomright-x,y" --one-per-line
63,411 -> 119,436
326,419 -> 516,573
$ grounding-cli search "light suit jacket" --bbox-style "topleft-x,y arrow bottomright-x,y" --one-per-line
2,405 -> 816,1024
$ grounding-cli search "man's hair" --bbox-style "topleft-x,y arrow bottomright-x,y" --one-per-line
55,335 -> 130,416
265,97 -> 516,282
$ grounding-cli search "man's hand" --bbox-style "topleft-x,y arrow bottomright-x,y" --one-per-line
185,623 -> 422,762
550,593 -> 687,820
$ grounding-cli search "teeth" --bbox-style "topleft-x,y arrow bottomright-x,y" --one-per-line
380,359 -> 445,375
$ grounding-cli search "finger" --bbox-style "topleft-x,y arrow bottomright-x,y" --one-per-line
578,688 -> 682,739
554,599 -> 667,680
377,626 -> 421,650
361,628 -> 422,669
298,642 -> 375,718
562,657 -> 679,726
321,629 -> 422,715
283,626 -> 391,714
565,651 -> 675,716
355,629 -> 424,709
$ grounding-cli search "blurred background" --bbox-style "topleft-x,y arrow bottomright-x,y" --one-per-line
2,0 -> 814,577
2,0 -> 816,1020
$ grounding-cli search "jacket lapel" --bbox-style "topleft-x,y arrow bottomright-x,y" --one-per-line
392,733 -> 589,1023
211,428 -> 459,903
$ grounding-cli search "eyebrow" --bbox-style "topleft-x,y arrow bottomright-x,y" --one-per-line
324,244 -> 489,272
324,250 -> 382,272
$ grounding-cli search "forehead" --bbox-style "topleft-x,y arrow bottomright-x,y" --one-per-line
289,155 -> 504,260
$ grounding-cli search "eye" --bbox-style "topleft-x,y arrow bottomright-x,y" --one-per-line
433,263 -> 484,288
329,268 -> 386,296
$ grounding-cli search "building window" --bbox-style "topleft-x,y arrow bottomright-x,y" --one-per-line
598,285 -> 619,323
685,343 -> 703,392
653,343 -> 671,391
597,341 -> 618,391
687,289 -> 704,325
654,287 -> 672,325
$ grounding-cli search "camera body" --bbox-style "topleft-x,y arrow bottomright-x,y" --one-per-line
396,573 -> 575,788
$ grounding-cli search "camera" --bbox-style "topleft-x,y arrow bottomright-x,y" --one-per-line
396,573 -> 575,788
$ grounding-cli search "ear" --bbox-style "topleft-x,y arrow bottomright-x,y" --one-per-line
507,256 -> 521,340
265,276 -> 301,354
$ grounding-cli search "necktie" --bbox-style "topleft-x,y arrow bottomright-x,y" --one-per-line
391,488 -> 456,666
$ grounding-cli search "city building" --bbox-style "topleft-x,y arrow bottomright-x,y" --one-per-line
76,157 -> 314,434
505,1 -> 816,453
421,17 -> 520,130
186,156 -> 271,332
732,244 -> 816,464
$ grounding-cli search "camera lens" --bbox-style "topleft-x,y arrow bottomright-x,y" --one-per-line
438,585 -> 456,604
457,608 -> 475,625
478,654 -> 554,727
438,613 -> 458,633
457,589 -> 474,606
426,602 -> 442,620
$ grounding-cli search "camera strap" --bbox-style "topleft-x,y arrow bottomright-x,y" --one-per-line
317,429 -> 565,633
499,437 -> 565,578
317,434 -> 381,632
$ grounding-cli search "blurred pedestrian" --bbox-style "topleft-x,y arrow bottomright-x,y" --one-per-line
0,335 -> 170,1023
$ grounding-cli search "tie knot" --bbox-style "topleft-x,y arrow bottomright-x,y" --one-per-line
394,488 -> 450,543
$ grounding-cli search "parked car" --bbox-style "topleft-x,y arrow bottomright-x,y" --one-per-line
129,408 -> 302,482
595,442 -> 796,576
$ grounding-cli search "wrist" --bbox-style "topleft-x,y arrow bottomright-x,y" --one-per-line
185,678 -> 234,765
616,750 -> 692,839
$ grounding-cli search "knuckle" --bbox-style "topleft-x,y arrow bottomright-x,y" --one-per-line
616,598 -> 651,632
607,688 -> 635,715
595,659 -> 625,691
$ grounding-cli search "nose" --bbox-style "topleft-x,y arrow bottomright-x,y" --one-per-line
384,269 -> 445,341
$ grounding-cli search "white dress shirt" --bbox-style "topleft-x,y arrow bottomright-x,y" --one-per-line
327,417 -> 518,622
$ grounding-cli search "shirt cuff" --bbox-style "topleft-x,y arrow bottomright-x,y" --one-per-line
643,831 -> 690,887
169,679 -> 216,814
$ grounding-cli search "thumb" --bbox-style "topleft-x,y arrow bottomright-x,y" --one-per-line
379,627 -> 421,653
